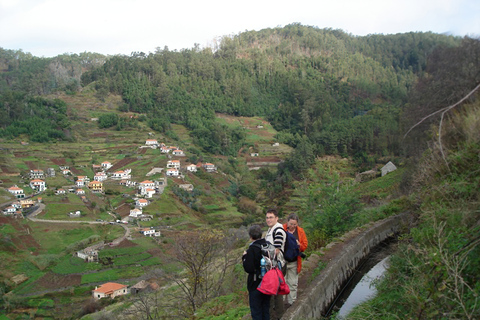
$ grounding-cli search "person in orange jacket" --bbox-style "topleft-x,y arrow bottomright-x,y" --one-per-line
283,213 -> 308,306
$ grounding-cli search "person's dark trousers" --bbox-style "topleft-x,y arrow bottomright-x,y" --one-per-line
249,289 -> 270,320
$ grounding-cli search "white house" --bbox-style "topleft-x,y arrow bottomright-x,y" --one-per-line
101,161 -> 113,170
136,199 -> 149,207
29,169 -> 45,179
30,179 -> 46,192
55,188 -> 66,195
172,149 -> 185,156
94,172 -> 108,182
92,282 -> 128,300
139,180 -> 155,189
203,163 -> 216,173
186,164 -> 197,173
143,188 -> 156,198
76,189 -> 85,195
8,185 -> 25,198
111,169 -> 131,180
61,169 -> 71,175
76,179 -> 85,187
167,160 -> 181,169
140,228 -> 160,237
166,168 -> 179,177
77,248 -> 98,262
160,146 -> 171,153
129,208 -> 143,218
3,206 -> 17,215
145,139 -> 158,146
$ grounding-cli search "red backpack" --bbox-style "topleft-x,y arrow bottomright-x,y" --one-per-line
257,266 -> 290,295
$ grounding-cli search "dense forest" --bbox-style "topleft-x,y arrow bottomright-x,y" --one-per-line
0,25 -> 463,164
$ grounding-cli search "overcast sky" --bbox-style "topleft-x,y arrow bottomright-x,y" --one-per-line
1,0 -> 479,58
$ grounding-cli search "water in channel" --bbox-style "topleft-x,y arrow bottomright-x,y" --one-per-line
325,240 -> 395,319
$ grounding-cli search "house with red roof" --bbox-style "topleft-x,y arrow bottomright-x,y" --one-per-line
92,282 -> 128,300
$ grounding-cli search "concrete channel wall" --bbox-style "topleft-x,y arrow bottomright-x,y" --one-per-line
282,212 -> 410,320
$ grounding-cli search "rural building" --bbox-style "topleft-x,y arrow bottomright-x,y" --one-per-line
166,168 -> 179,177
94,172 -> 107,181
167,160 -> 181,169
101,161 -> 112,170
145,139 -> 158,146
88,181 -> 104,193
92,282 -> 128,299
136,199 -> 149,207
47,168 -> 55,177
178,184 -> 194,192
203,163 -> 216,172
29,179 -> 46,192
172,149 -> 185,156
381,161 -> 397,177
186,164 -> 197,172
29,169 -> 45,179
8,185 -> 25,198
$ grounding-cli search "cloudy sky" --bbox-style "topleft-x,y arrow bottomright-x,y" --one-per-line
1,0 -> 479,57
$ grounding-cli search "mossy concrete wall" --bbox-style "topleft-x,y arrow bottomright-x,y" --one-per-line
282,212 -> 410,320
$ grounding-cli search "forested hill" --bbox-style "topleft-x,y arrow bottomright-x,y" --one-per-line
0,24 -> 464,162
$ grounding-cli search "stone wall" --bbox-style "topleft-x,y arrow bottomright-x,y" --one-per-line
282,212 -> 410,320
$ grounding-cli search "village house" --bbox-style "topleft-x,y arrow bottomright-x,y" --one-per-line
145,139 -> 158,146
92,164 -> 102,171
130,280 -> 159,294
136,199 -> 149,207
139,228 -> 160,237
30,179 -> 46,192
139,180 -> 155,189
166,168 -> 179,177
111,169 -> 131,180
61,169 -> 71,175
203,163 -> 216,173
160,146 -> 171,153
76,189 -> 85,195
129,208 -> 143,218
172,149 -> 185,156
20,199 -> 35,209
68,210 -> 81,217
179,184 -> 194,192
92,282 -> 128,300
101,161 -> 113,170
46,168 -> 55,177
186,164 -> 197,173
8,185 -> 25,198
55,188 -> 66,195
3,206 -> 17,215
11,201 -> 22,210
77,248 -> 98,262
88,181 -> 103,193
76,178 -> 85,187
166,160 -> 181,169
143,188 -> 156,198
94,172 -> 107,182
29,169 -> 45,179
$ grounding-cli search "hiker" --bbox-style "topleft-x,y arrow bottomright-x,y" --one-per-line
265,209 -> 287,320
242,225 -> 270,320
283,213 -> 308,306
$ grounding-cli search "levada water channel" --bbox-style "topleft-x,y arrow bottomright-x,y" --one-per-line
324,238 -> 397,319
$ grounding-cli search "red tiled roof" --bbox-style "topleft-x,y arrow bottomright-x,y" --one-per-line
93,282 -> 127,294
